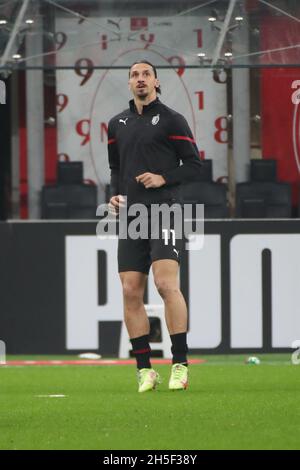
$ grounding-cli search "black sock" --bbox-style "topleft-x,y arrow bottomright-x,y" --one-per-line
130,335 -> 151,370
170,332 -> 188,366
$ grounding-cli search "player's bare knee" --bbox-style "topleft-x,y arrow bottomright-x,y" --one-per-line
122,281 -> 143,303
155,279 -> 178,299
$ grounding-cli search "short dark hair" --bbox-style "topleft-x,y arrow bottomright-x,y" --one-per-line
129,60 -> 161,94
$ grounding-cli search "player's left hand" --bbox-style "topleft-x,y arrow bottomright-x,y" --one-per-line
136,172 -> 166,189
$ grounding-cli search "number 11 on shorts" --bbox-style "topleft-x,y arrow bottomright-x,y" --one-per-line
162,229 -> 176,246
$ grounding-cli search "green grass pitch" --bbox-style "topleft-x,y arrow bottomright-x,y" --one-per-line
1,354 -> 300,450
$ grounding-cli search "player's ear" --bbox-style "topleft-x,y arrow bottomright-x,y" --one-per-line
155,78 -> 160,89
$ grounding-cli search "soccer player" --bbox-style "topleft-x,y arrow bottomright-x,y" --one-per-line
107,60 -> 203,392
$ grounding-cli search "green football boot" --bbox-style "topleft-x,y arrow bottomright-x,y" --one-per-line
168,363 -> 188,390
137,368 -> 161,393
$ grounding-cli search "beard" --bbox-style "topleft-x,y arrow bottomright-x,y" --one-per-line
135,85 -> 150,99
136,90 -> 148,100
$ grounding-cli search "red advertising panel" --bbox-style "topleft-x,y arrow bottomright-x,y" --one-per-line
261,17 -> 300,205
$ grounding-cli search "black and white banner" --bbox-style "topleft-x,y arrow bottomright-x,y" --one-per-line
0,220 -> 300,354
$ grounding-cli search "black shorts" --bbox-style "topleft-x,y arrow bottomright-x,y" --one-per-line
118,211 -> 183,274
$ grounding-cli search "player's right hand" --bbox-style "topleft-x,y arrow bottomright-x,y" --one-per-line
108,195 -> 125,214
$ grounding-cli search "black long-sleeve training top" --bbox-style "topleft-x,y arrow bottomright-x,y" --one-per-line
107,97 -> 203,206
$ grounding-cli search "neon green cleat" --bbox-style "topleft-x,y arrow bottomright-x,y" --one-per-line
137,368 -> 161,393
168,363 -> 188,390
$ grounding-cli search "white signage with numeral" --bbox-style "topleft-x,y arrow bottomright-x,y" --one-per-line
56,15 -> 228,195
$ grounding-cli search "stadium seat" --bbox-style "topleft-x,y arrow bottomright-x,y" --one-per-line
250,159 -> 277,182
198,158 -> 213,181
57,161 -> 83,185
42,160 -> 97,219
181,181 -> 228,218
41,184 -> 97,219
236,182 -> 292,218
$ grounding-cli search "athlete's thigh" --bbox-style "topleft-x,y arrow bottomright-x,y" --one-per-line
150,211 -> 183,264
151,258 -> 180,284
118,236 -> 151,274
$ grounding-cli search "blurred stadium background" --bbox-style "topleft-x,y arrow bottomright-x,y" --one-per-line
0,0 -> 300,450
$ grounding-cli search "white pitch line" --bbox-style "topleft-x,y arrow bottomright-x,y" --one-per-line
35,394 -> 67,398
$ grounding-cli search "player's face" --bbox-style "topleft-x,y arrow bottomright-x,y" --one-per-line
128,63 -> 159,99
